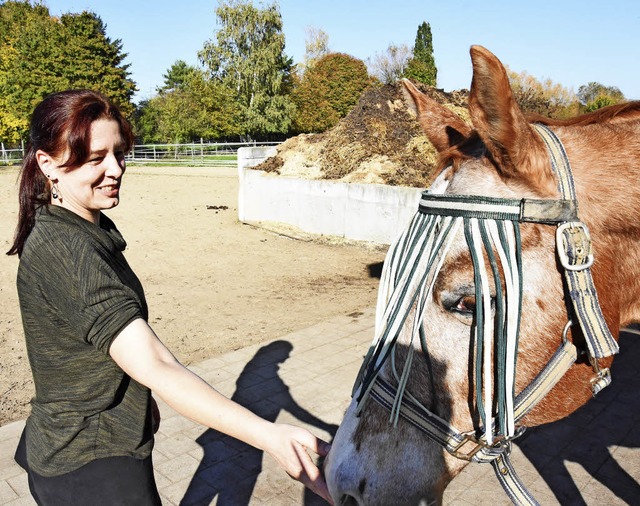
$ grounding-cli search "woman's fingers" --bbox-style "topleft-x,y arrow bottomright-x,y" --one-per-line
291,439 -> 333,504
270,424 -> 334,504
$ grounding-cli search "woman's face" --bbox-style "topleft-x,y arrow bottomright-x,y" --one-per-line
39,118 -> 127,224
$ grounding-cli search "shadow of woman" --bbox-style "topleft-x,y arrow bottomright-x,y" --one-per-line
515,327 -> 640,504
180,340 -> 338,506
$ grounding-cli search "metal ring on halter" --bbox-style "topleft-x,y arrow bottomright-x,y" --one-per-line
561,320 -> 573,344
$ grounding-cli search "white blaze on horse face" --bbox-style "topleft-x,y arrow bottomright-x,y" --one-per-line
428,166 -> 452,195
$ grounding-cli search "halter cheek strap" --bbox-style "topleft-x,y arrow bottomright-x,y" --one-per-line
534,124 -> 619,374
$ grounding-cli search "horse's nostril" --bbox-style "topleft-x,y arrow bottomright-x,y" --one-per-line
340,494 -> 359,506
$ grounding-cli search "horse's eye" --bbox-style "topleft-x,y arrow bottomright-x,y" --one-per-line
453,295 -> 476,315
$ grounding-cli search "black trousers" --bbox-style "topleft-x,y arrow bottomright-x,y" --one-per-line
15,429 -> 162,506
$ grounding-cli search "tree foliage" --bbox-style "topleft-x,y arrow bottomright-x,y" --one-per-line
291,52 -> 374,133
157,60 -> 199,93
0,1 -> 135,144
198,0 -> 294,139
58,12 -> 136,114
133,67 -> 241,143
403,22 -> 437,86
367,43 -> 411,85
577,82 -> 625,111
507,68 -> 579,118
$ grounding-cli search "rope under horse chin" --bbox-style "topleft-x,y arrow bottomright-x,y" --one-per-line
353,124 -> 619,506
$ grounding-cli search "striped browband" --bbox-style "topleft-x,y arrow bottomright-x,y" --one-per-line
418,193 -> 577,223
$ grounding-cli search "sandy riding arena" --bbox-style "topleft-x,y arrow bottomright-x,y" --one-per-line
0,165 -> 386,426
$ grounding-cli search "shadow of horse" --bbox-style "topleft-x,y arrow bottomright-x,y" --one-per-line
179,340 -> 338,506
516,326 -> 640,504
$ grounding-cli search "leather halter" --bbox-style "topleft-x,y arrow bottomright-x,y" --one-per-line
353,124 -> 619,505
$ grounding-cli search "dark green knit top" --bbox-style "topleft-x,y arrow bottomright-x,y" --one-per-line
17,205 -> 154,477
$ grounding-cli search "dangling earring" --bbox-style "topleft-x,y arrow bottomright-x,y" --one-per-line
51,183 -> 59,200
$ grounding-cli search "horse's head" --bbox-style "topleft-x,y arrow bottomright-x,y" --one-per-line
325,45 -> 640,505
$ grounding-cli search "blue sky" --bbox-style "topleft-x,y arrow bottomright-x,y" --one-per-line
43,0 -> 640,103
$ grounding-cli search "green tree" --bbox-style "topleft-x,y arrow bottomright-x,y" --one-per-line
577,82 -> 625,111
58,11 -> 136,115
158,60 -> 199,93
0,1 -> 135,144
292,52 -> 373,133
0,1 -> 62,143
198,0 -> 294,139
403,22 -> 437,86
584,94 -> 620,112
132,99 -> 162,143
133,69 -> 241,143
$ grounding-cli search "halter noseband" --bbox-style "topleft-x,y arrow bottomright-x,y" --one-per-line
353,124 -> 619,506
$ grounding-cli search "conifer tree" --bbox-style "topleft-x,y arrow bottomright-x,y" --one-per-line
134,68 -> 241,143
59,11 -> 136,115
403,22 -> 437,86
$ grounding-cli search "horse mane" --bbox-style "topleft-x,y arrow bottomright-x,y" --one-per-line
526,101 -> 640,127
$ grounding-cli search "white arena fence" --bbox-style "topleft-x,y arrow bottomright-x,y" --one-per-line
127,141 -> 279,166
0,143 -> 23,166
1,141 -> 280,167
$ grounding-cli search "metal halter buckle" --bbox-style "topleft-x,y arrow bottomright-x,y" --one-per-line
450,428 -> 524,462
556,221 -> 594,271
449,433 -> 487,461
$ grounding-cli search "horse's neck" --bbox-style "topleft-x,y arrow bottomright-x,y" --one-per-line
567,121 -> 640,234
567,121 -> 640,326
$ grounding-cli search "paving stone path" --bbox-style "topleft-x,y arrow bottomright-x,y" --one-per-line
1,310 -> 638,505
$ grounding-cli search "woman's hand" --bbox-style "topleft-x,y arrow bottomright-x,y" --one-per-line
263,423 -> 334,504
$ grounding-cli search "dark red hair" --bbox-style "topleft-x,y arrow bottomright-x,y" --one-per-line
7,90 -> 134,256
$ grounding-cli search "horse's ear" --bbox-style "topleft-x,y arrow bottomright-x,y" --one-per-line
468,45 -> 556,194
401,79 -> 471,152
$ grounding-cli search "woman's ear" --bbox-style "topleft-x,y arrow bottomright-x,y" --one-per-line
35,150 -> 58,181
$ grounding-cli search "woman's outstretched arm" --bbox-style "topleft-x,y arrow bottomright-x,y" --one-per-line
109,318 -> 333,504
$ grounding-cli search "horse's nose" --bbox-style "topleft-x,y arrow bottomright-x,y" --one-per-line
338,476 -> 368,505
339,493 -> 361,506
325,458 -> 366,505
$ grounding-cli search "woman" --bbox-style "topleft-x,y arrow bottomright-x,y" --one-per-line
7,89 -> 333,505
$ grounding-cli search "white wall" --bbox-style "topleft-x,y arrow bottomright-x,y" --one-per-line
237,147 -> 423,245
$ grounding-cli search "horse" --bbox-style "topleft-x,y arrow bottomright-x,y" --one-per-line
324,45 -> 640,505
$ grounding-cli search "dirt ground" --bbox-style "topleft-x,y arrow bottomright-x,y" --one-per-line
0,165 -> 387,426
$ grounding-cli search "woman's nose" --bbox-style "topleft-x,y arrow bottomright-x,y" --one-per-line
104,154 -> 124,177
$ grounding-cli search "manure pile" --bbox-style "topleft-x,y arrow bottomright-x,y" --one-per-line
255,82 -> 469,188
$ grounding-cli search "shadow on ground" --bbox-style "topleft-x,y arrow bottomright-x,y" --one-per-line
179,340 -> 338,506
516,326 -> 640,504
